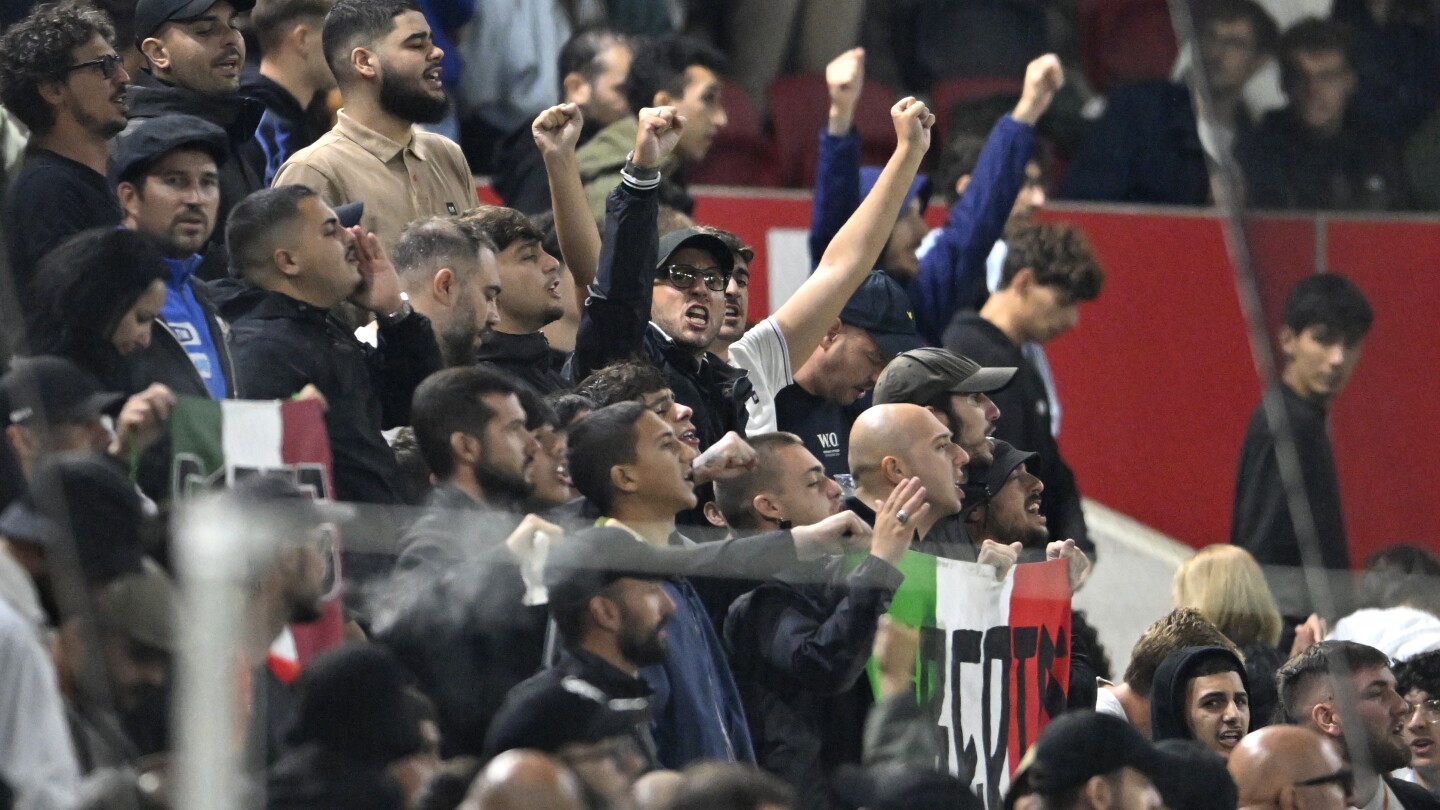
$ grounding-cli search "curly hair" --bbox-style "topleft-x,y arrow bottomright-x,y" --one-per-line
1397,651 -> 1440,699
998,221 -> 1104,302
0,3 -> 116,136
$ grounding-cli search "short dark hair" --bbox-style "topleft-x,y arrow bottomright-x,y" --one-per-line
1124,608 -> 1239,696
694,225 -> 753,266
1281,274 -> 1373,346
622,34 -> 726,116
546,392 -> 594,428
575,360 -> 667,408
410,367 -> 523,478
713,432 -> 804,530
1278,17 -> 1352,86
999,222 -> 1104,301
1276,640 -> 1392,724
1358,544 -> 1440,614
667,762 -> 795,810
934,134 -> 987,207
322,0 -> 417,84
0,3 -> 116,136
1396,651 -> 1440,699
566,401 -> 646,516
253,0 -> 334,56
391,217 -> 495,283
556,25 -> 624,97
513,383 -> 559,432
458,205 -> 545,253
527,209 -> 563,263
226,185 -> 317,278
1196,0 -> 1280,54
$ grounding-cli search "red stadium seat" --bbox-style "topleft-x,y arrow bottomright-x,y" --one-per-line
1077,0 -> 1178,95
930,76 -> 1025,148
767,73 -> 901,188
689,80 -> 778,188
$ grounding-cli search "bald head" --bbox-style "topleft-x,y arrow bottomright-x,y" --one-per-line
849,403 -> 967,528
462,750 -> 585,810
849,404 -> 943,483
1228,726 -> 1348,810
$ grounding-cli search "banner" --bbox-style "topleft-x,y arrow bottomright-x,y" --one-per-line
168,395 -> 344,665
876,552 -> 1073,810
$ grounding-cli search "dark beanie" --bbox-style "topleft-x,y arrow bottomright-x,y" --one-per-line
285,644 -> 424,767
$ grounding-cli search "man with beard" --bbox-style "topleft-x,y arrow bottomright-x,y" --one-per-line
0,3 -> 129,298
127,0 -> 265,280
112,114 -> 238,399
1277,641 -> 1440,810
391,217 -> 502,367
484,526 -> 680,774
961,440 -> 1047,560
461,204 -> 569,394
397,365 -> 549,571
872,347 -> 1015,475
221,185 -> 442,505
274,0 -> 478,251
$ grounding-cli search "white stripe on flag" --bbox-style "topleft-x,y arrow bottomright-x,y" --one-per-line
221,400 -> 285,471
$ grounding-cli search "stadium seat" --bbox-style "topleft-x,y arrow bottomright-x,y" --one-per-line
1077,0 -> 1178,95
689,80 -> 778,188
767,73 -> 900,188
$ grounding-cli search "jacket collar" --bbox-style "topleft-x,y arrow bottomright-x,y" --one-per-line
127,72 -> 265,136
164,254 -> 205,290
474,330 -> 551,362
334,109 -> 423,164
559,648 -> 653,699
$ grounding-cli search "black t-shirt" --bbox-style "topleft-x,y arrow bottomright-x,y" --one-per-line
1,149 -> 123,302
774,382 -> 852,477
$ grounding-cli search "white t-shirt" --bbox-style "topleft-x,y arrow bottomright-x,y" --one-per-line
1095,679 -> 1127,720
727,317 -> 792,435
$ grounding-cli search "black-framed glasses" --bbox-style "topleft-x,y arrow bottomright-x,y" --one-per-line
657,263 -> 728,293
1294,769 -> 1352,791
66,53 -> 124,80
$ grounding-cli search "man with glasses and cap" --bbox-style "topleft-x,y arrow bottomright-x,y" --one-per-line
0,3 -> 129,297
564,106 -> 750,452
125,0 -> 265,279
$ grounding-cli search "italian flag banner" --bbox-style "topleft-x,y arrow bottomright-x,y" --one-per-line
168,395 -> 344,667
876,552 -> 1073,810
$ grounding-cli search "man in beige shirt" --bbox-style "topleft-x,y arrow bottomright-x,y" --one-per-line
273,0 -> 477,250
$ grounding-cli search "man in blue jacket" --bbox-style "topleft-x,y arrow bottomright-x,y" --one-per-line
808,48 -> 1064,346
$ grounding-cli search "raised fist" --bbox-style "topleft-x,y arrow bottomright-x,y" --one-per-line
633,106 -> 684,169
531,102 -> 584,157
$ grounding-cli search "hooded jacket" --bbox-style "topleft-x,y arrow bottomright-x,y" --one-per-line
1150,645 -> 1250,744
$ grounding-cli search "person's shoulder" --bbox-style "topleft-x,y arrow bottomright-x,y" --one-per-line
275,130 -> 348,172
576,117 -> 636,178
1388,775 -> 1440,810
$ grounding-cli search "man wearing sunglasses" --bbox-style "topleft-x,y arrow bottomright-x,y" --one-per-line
1229,724 -> 1350,810
126,0 -> 265,280
1277,641 -> 1440,810
0,4 -> 129,300
565,106 -> 750,452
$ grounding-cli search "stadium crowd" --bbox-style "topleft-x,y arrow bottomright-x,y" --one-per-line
0,0 -> 1434,808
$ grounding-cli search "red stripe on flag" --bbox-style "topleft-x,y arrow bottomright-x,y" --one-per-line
1006,559 -> 1073,773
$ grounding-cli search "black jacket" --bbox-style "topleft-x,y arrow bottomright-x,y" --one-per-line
265,743 -> 405,810
216,282 -> 441,504
483,647 -> 659,765
1,149 -> 122,303
723,555 -> 904,810
1390,775 -> 1440,810
1150,646 -> 1250,744
565,178 -> 752,449
943,313 -> 1090,553
240,73 -> 326,186
123,73 -> 266,280
476,330 -> 571,395
127,276 -> 239,399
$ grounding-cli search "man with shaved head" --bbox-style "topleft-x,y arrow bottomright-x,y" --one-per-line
462,749 -> 585,810
846,403 -> 969,545
1228,725 -> 1349,810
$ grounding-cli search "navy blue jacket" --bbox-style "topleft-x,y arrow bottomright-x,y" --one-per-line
808,116 -> 1035,346
1058,81 -> 1212,206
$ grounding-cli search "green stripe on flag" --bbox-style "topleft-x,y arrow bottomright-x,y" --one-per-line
170,396 -> 225,497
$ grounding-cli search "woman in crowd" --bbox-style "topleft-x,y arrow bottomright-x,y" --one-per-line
24,228 -> 168,390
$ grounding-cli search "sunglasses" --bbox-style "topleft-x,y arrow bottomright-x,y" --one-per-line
1294,769 -> 1352,791
67,53 -> 124,80
657,264 -> 728,293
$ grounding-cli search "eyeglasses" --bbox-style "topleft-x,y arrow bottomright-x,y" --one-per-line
66,53 -> 124,80
657,264 -> 728,293
1406,698 -> 1440,724
1294,769 -> 1353,792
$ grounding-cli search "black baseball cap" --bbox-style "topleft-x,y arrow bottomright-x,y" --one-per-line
839,271 -> 923,359
484,674 -> 648,757
832,764 -> 983,810
109,113 -> 229,187
1,356 -> 124,427
874,348 -> 1016,405
1028,711 -> 1178,796
656,227 -> 734,275
961,440 -> 1037,510
134,0 -> 256,45
544,526 -> 690,610
333,201 -> 365,229
1149,739 -> 1238,810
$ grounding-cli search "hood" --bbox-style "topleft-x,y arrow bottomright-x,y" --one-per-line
126,72 -> 265,138
205,277 -> 269,318
1150,645 -> 1250,743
